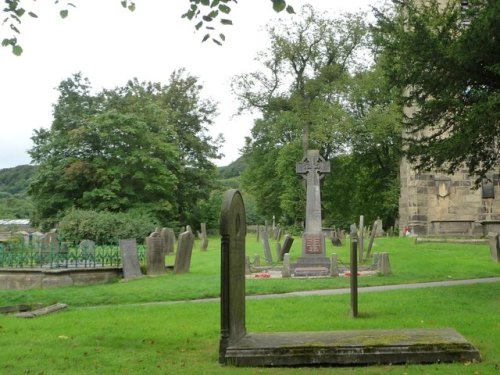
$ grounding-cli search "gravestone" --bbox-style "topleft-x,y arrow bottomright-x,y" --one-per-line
260,228 -> 273,264
41,232 -> 59,253
119,239 -> 143,279
275,242 -> 282,262
174,230 -> 195,274
330,253 -> 339,277
219,189 -> 480,367
487,232 -> 500,262
16,231 -> 30,247
292,150 -> 331,276
219,189 -> 247,363
31,232 -> 44,251
365,220 -> 378,259
279,234 -> 294,261
358,215 -> 365,262
160,227 -> 175,255
146,232 -> 165,275
200,223 -> 209,251
350,225 -> 359,318
282,253 -> 291,278
79,239 -> 96,266
378,252 -> 392,275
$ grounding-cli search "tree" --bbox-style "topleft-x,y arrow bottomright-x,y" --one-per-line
235,6 -> 373,224
373,0 -> 500,183
1,0 -> 294,55
28,71 -> 221,229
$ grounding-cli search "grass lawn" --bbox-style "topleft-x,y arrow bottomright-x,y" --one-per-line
0,236 -> 499,374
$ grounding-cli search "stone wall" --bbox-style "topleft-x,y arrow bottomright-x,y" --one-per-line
0,267 -> 122,290
399,157 -> 500,236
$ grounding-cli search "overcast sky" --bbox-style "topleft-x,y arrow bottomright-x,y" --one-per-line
0,0 -> 374,170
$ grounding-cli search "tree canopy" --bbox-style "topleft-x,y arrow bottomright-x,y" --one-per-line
234,6 -> 402,228
374,0 -> 500,183
28,71 -> 222,229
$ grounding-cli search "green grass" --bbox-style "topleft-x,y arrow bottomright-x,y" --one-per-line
0,236 -> 497,307
0,283 -> 498,374
0,236 -> 499,374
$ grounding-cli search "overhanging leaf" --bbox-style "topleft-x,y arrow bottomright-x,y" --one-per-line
12,44 -> 22,56
272,0 -> 286,13
219,4 -> 230,14
286,5 -> 295,14
220,18 -> 232,25
202,33 -> 210,42
60,9 -> 69,19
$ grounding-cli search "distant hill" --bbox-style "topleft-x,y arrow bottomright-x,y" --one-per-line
218,156 -> 247,179
0,165 -> 37,195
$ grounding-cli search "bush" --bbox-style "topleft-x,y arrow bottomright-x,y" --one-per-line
58,209 -> 158,245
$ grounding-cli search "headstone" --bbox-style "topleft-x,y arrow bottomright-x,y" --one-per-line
160,227 -> 175,255
378,252 -> 392,275
79,240 -> 96,266
40,232 -> 59,253
280,234 -> 294,261
253,255 -> 261,267
365,220 -> 378,259
358,215 -> 364,262
330,253 -> 339,277
275,242 -> 282,262
200,223 -> 209,251
256,225 -> 260,241
31,232 -> 44,251
219,189 -> 247,363
374,218 -> 385,236
146,232 -> 165,275
119,239 -> 143,279
174,230 -> 195,273
292,150 -> 331,276
16,231 -> 30,247
282,253 -> 291,278
260,229 -> 273,264
487,232 -> 499,262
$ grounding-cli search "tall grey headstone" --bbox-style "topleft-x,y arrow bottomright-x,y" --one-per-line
260,229 -> 273,264
358,215 -> 364,262
282,253 -> 291,278
119,239 -> 143,279
330,253 -> 339,277
146,232 -> 165,275
293,150 -> 330,275
200,222 -> 209,251
366,220 -> 378,259
161,227 -> 175,255
378,252 -> 392,275
487,232 -> 499,262
219,189 -> 247,363
174,230 -> 195,274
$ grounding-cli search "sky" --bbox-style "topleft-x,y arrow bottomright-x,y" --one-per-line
0,0 -> 374,170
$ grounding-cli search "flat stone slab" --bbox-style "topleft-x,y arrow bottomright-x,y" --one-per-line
223,328 -> 480,367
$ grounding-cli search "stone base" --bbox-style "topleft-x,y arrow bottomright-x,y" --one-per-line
292,256 -> 330,277
222,328 -> 480,367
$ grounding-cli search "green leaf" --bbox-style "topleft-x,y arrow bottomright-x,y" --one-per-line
210,0 -> 220,7
202,15 -> 213,22
218,4 -> 230,14
220,19 -> 232,25
121,1 -> 127,8
272,0 -> 286,13
200,0 -> 210,5
28,12 -> 38,18
128,3 -> 135,12
219,33 -> 225,41
208,10 -> 218,18
202,33 -> 210,42
15,8 -> 25,17
286,5 -> 295,14
12,44 -> 22,56
2,38 -> 11,47
212,38 -> 222,46
60,9 -> 69,19
195,21 -> 203,30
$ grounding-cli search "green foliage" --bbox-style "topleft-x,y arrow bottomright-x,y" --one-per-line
235,7 -> 401,228
57,209 -> 157,245
0,165 -> 37,195
217,155 -> 247,179
373,0 -> 500,182
28,71 -> 221,229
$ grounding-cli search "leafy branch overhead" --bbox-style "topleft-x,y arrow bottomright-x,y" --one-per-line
182,0 -> 295,45
1,0 -> 293,55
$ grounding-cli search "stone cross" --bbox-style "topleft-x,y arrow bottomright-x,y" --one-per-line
296,150 -> 330,235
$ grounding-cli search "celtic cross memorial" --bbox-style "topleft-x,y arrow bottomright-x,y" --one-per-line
294,150 -> 331,275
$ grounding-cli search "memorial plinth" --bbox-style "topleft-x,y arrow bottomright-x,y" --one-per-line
292,150 -> 330,276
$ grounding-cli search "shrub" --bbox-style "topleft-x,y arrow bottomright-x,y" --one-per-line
58,209 -> 158,245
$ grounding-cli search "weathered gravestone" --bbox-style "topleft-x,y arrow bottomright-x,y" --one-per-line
200,223 -> 209,251
31,232 -> 44,251
40,232 -> 59,254
292,150 -> 331,276
260,228 -> 273,264
146,232 -> 165,275
279,234 -> 294,261
174,230 -> 195,274
219,189 -> 480,367
79,240 -> 96,266
487,232 -> 500,262
119,239 -> 143,279
160,227 -> 175,255
282,253 -> 291,278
